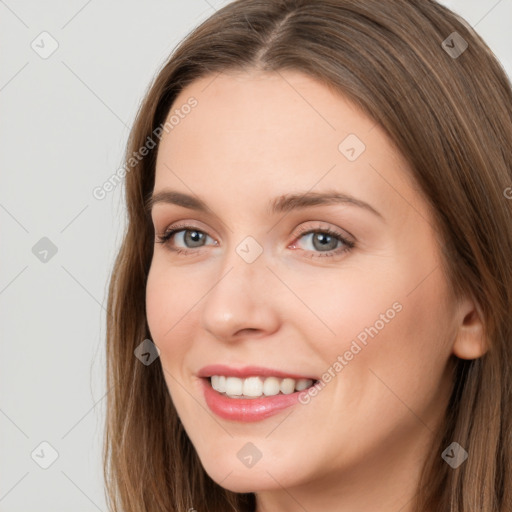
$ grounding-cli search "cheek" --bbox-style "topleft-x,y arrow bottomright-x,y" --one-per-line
352,275 -> 453,407
145,266 -> 168,341
145,265 -> 198,415
309,263 -> 454,404
298,268 -> 403,358
145,263 -> 194,360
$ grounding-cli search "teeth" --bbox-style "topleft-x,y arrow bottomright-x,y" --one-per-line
280,378 -> 295,394
295,378 -> 312,391
225,376 -> 243,396
209,375 -> 315,398
262,376 -> 280,396
243,376 -> 263,397
211,375 -> 226,393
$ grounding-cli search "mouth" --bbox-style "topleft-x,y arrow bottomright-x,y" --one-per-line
198,368 -> 320,422
206,375 -> 319,399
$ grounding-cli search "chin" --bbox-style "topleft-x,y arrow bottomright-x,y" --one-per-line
210,476 -> 279,494
200,458 -> 290,493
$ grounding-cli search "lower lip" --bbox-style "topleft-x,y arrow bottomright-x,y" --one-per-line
201,378 -> 304,422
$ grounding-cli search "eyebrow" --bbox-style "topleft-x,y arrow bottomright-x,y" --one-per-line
145,189 -> 384,221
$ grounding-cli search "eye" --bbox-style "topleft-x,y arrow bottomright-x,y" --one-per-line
155,224 -> 215,253
290,224 -> 355,258
155,222 -> 355,259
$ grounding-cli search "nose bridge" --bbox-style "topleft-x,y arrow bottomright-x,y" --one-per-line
200,233 -> 279,340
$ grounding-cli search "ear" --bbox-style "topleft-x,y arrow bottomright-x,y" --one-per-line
451,294 -> 488,360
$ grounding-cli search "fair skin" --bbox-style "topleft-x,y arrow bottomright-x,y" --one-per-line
145,69 -> 485,512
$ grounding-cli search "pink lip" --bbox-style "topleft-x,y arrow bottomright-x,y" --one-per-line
197,364 -> 317,381
200,377 -> 305,422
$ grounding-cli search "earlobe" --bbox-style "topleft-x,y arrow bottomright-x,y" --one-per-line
451,296 -> 488,360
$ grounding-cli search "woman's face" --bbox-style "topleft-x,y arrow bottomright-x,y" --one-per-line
146,70 -> 461,502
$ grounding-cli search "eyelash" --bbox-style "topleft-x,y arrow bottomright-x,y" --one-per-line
155,223 -> 355,259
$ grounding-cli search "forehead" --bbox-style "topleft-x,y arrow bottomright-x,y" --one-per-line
154,70 -> 425,222
162,69 -> 380,152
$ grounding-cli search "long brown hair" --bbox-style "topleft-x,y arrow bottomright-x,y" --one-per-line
103,1 -> 512,510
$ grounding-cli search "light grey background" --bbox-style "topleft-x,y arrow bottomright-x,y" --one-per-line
1,1 -> 511,510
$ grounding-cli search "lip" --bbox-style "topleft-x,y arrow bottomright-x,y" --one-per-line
200,377 -> 308,422
197,364 -> 318,381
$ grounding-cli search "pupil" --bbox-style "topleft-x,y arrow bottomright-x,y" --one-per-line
314,233 -> 336,251
186,230 -> 203,247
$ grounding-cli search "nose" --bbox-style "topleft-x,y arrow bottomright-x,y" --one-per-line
201,245 -> 280,342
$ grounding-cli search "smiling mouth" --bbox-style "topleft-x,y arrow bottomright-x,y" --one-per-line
207,375 -> 319,399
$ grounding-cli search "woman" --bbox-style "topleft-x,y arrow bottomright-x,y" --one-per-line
103,1 -> 512,510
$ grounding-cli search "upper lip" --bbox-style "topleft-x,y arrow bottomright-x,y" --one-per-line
198,364 -> 318,381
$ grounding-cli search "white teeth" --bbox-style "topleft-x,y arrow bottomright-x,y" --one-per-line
295,378 -> 312,391
280,378 -> 295,394
211,375 -> 226,393
243,376 -> 263,397
262,376 -> 280,396
209,375 -> 315,398
225,376 -> 243,396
